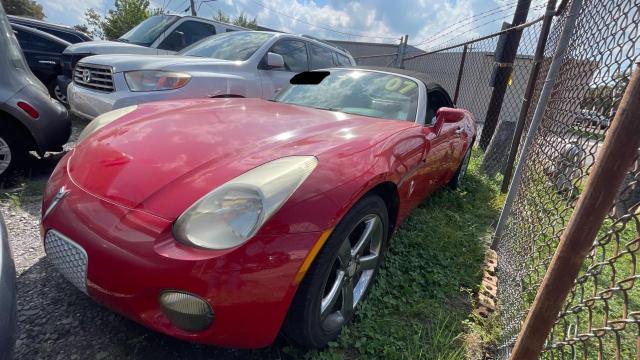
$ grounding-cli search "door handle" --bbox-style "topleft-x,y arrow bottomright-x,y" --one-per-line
38,60 -> 57,65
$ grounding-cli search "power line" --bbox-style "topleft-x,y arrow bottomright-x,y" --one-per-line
411,0 -> 547,47
246,0 -> 400,40
416,2 -> 546,51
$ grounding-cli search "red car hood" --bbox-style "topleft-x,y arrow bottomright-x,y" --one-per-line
68,98 -> 417,219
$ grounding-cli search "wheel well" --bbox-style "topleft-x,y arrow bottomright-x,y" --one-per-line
367,182 -> 400,237
0,110 -> 37,151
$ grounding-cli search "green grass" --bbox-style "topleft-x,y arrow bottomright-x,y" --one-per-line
286,151 -> 502,360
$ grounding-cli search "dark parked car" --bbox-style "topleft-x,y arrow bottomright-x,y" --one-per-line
0,211 -> 16,359
11,23 -> 70,103
8,15 -> 91,44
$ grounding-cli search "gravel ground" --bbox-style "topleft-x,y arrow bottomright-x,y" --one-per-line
0,117 -> 286,360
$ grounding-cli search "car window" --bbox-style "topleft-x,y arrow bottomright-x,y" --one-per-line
269,39 -> 308,72
181,31 -> 273,60
40,28 -> 83,43
31,33 -> 65,53
335,53 -> 352,66
13,28 -> 33,50
426,90 -> 453,125
276,69 -> 419,121
309,44 -> 335,69
119,15 -> 179,46
158,20 -> 216,51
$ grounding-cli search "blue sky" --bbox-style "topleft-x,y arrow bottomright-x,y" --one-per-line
38,0 -> 545,50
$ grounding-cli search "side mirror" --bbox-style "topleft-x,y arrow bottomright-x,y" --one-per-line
266,52 -> 285,69
434,107 -> 465,130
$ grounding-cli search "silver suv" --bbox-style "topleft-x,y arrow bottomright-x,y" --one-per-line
68,31 -> 355,119
0,4 -> 70,178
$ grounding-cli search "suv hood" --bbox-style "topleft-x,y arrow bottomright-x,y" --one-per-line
63,40 -> 166,55
68,98 -> 416,219
78,54 -> 234,73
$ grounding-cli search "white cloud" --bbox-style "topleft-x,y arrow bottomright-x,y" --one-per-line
40,0 -> 106,26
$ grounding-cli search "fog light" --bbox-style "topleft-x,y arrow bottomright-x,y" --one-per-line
159,291 -> 214,332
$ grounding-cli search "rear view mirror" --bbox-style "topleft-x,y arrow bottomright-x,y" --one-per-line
266,52 -> 285,68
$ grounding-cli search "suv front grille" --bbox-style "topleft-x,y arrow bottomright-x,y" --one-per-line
74,63 -> 114,92
45,230 -> 88,294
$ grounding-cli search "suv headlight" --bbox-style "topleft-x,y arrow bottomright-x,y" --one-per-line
124,70 -> 191,92
77,105 -> 137,143
173,156 -> 318,250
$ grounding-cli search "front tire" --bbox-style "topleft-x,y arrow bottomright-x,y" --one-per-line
283,194 -> 389,348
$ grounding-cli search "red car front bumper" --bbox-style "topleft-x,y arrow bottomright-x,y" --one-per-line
41,162 -> 322,348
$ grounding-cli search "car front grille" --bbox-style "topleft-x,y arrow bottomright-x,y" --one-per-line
73,63 -> 114,92
44,230 -> 88,294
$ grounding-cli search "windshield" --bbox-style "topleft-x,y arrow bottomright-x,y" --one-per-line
275,69 -> 420,121
180,31 -> 273,61
119,15 -> 178,46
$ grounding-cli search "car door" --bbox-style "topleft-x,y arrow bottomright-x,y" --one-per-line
13,27 -> 64,87
419,89 -> 459,192
258,39 -> 309,99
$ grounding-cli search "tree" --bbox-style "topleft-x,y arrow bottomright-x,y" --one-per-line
213,9 -> 229,23
80,0 -> 162,40
2,0 -> 44,19
81,8 -> 104,39
232,11 -> 258,30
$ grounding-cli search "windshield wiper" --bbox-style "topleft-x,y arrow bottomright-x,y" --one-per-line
115,38 -> 129,43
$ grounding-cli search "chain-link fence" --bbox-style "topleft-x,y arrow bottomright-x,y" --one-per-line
399,0 -> 639,358
403,19 -> 545,175
490,0 -> 640,358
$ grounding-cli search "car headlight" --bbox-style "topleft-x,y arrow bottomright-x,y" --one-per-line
77,105 -> 137,143
124,70 -> 191,92
173,156 -> 318,250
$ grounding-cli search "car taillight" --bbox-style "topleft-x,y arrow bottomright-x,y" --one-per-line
17,101 -> 39,119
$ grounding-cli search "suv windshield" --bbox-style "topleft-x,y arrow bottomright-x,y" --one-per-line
180,31 -> 273,61
275,69 -> 420,121
119,15 -> 178,46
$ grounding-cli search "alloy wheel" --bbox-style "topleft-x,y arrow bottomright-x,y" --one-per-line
319,213 -> 383,332
0,136 -> 12,175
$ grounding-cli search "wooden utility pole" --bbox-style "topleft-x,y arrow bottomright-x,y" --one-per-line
478,0 -> 533,150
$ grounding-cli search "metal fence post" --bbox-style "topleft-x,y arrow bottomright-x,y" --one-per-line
453,44 -> 469,105
493,0 -> 583,245
509,61 -> 640,360
500,0 -> 558,193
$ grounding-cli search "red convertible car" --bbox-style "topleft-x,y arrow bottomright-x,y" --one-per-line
41,67 -> 475,348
